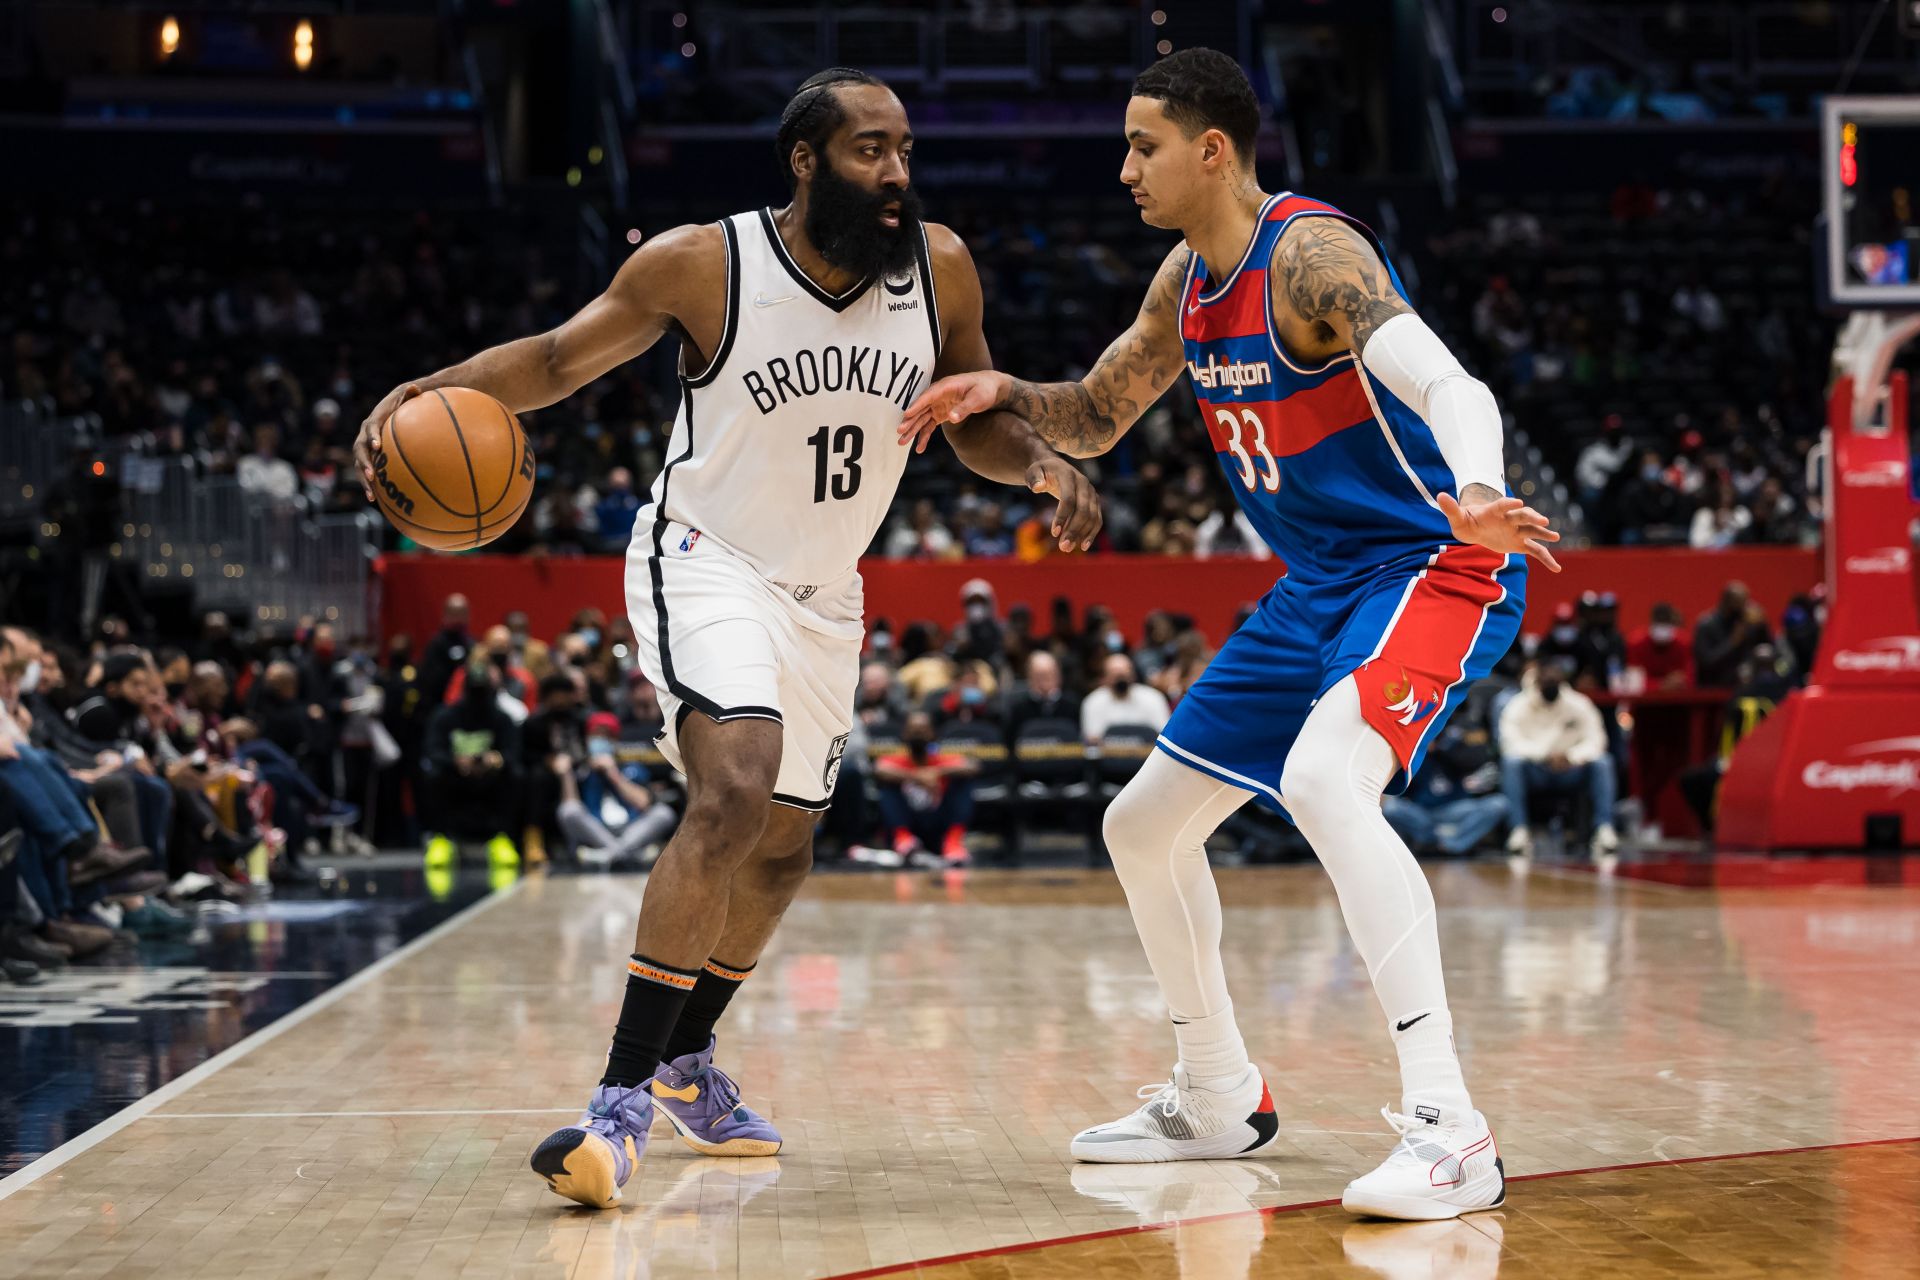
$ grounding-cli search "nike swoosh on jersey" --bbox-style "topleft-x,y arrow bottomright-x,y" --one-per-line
752,292 -> 795,308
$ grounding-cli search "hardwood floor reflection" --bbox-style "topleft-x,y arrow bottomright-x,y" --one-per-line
0,864 -> 1914,1278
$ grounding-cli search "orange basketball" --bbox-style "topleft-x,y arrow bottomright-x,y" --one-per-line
370,387 -> 534,551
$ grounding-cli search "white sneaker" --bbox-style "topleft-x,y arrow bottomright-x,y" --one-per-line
1070,1065 -> 1280,1163
1504,825 -> 1532,856
1590,822 -> 1621,855
1342,1106 -> 1505,1221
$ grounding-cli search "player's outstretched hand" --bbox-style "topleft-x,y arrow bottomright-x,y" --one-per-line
354,383 -> 422,501
898,370 -> 1011,454
1027,457 -> 1102,553
1437,491 -> 1562,572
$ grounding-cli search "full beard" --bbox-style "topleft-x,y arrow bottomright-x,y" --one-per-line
805,157 -> 924,279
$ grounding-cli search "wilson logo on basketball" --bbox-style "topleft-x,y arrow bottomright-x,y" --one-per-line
372,451 -> 414,516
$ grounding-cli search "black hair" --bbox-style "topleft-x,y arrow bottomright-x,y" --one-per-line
100,652 -> 144,686
775,67 -> 888,192
538,672 -> 577,701
1131,47 -> 1261,163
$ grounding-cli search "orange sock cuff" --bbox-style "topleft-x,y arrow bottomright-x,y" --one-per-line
703,958 -> 755,983
627,954 -> 700,990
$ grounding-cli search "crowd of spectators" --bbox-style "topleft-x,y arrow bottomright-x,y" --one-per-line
5,180 -> 1840,581
1,558 -> 1829,984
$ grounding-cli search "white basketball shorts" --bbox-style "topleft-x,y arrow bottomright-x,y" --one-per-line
625,513 -> 861,811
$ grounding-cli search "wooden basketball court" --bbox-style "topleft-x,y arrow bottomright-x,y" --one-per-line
2,863 -> 1915,1278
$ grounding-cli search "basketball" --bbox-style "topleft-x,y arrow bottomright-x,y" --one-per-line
370,387 -> 534,551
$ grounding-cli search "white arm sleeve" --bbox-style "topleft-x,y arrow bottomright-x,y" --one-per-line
1359,311 -> 1507,496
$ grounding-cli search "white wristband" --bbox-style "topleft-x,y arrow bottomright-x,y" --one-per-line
1359,312 -> 1506,496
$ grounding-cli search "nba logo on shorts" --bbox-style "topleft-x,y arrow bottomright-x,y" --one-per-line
822,732 -> 849,792
678,527 -> 702,553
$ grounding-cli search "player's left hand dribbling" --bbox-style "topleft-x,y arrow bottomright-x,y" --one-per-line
1027,457 -> 1102,552
1437,491 -> 1562,572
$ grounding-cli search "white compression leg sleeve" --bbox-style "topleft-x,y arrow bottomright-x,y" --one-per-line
1102,750 -> 1256,1085
1280,675 -> 1472,1116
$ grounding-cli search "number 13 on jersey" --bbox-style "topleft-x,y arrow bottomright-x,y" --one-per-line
809,424 -> 864,503
1213,407 -> 1280,493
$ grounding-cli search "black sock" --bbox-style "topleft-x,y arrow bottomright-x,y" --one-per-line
600,954 -> 700,1088
661,957 -> 754,1063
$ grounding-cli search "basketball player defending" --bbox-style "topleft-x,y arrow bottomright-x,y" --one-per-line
902,50 -> 1558,1221
352,69 -> 1101,1210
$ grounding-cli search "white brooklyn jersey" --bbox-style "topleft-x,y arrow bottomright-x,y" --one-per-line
640,208 -> 942,586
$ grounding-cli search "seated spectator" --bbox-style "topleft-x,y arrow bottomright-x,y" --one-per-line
1081,654 -> 1171,742
1745,476 -> 1802,545
884,499 -> 956,560
1573,592 -> 1625,692
1382,728 -> 1508,856
1007,652 -> 1080,737
952,579 -> 1005,667
235,424 -> 299,500
896,624 -> 956,703
1694,582 -> 1772,687
962,502 -> 1015,558
935,663 -> 1001,726
419,657 -> 524,870
1689,481 -> 1751,549
551,713 -> 678,867
594,467 -> 643,550
1625,602 -> 1693,689
855,661 -> 907,726
1497,660 -> 1619,860
620,670 -> 666,741
873,712 -> 977,866
442,625 -> 537,719
1153,630 -> 1215,706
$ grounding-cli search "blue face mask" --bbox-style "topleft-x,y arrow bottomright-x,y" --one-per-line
959,685 -> 986,707
578,628 -> 600,650
587,736 -> 614,757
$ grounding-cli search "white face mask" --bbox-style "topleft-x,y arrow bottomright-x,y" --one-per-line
19,660 -> 40,694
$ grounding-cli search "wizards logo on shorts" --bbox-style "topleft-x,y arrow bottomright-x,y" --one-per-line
678,527 -> 702,553
1381,668 -> 1441,728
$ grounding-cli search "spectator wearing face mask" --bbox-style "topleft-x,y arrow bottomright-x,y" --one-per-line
441,625 -> 537,719
1626,602 -> 1694,689
1080,654 -> 1171,743
952,580 -> 1005,668
553,712 -> 678,867
417,594 -> 473,710
1534,603 -> 1584,672
1497,660 -> 1619,861
872,711 -> 977,867
420,656 -> 523,872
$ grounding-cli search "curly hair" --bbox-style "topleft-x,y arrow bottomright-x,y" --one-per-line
1131,48 -> 1260,162
775,67 -> 888,192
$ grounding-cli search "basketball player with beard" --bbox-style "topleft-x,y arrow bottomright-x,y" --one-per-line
353,68 -> 1101,1210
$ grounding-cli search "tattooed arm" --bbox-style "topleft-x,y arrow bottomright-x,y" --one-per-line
898,244 -> 1191,459
1274,215 -> 1561,569
1269,215 -> 1413,361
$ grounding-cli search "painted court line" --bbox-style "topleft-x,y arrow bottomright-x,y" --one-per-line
820,1134 -> 1920,1280
0,879 -> 528,1201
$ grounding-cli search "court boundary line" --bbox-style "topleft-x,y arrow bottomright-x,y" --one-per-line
144,1107 -> 579,1119
0,878 -> 528,1200
820,1134 -> 1920,1279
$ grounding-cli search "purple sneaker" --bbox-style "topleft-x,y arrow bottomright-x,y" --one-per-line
650,1038 -> 783,1156
530,1083 -> 653,1208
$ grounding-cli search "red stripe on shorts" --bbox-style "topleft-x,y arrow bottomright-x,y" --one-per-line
1353,543 -> 1507,770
